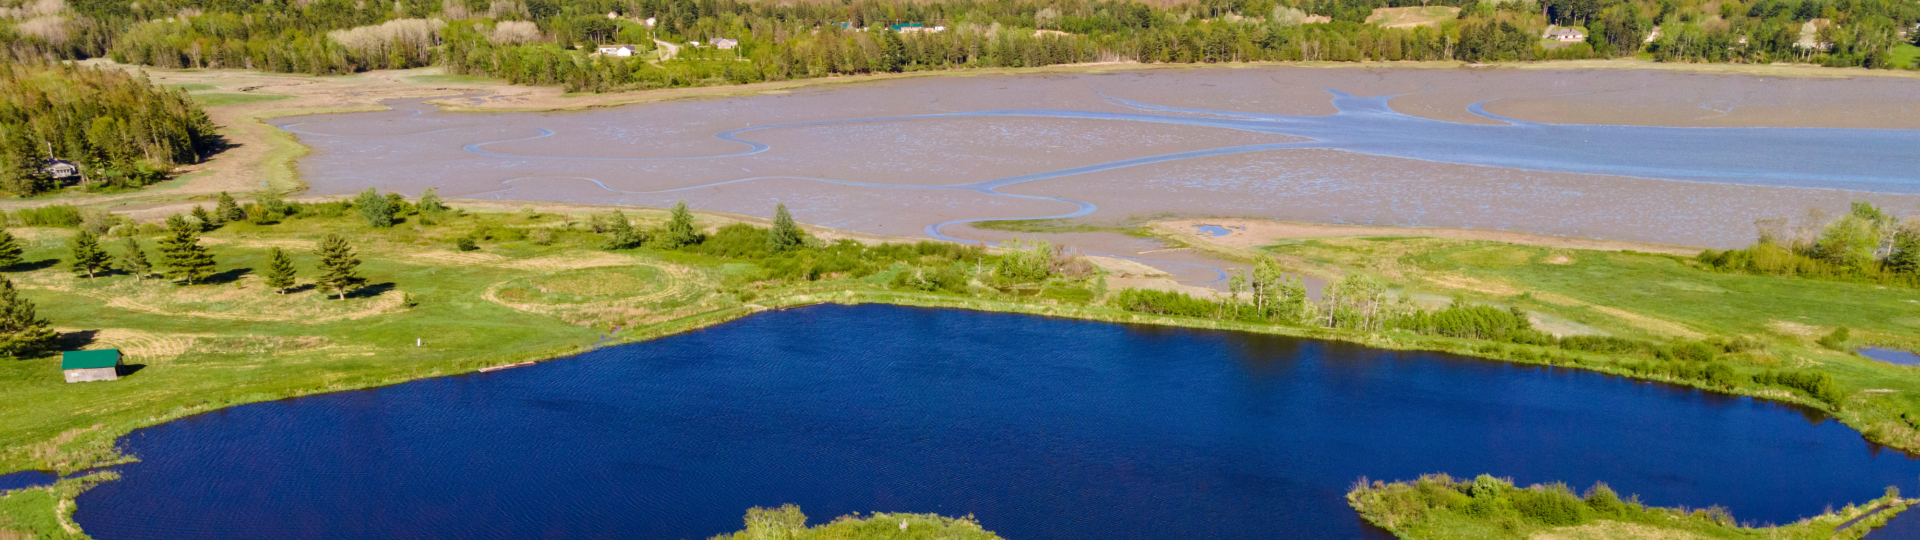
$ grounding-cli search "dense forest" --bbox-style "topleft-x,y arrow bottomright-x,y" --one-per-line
0,60 -> 219,196
2,0 -> 1917,90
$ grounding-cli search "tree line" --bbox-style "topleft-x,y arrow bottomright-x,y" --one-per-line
5,0 -> 1911,91
1696,201 -> 1920,286
0,60 -> 219,197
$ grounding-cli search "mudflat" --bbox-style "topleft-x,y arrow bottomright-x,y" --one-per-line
146,64 -> 1920,280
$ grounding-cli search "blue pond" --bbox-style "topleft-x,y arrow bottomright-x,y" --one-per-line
1861,348 -> 1920,366
1194,224 -> 1232,237
75,305 -> 1920,539
0,470 -> 56,493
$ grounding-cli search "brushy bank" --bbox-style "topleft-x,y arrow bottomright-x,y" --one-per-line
1348,473 -> 1910,539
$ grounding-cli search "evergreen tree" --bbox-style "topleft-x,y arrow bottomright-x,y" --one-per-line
356,188 -> 394,228
191,205 -> 218,231
264,247 -> 297,294
315,233 -> 365,300
0,229 -> 20,270
158,214 -> 217,284
656,200 -> 704,249
68,230 -> 110,278
600,210 -> 646,250
0,276 -> 55,359
767,203 -> 807,253
418,187 -> 448,213
118,237 -> 152,279
216,191 -> 244,222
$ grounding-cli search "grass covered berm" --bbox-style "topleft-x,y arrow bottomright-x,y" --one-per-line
1348,474 -> 1910,539
708,505 -> 1001,540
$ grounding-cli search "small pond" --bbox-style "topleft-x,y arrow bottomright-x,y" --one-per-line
73,305 -> 1920,539
0,470 -> 55,492
1194,224 -> 1232,237
1860,348 -> 1920,366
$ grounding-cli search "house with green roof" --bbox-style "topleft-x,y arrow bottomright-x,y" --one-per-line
62,350 -> 121,383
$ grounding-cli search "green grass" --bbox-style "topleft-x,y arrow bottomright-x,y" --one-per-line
707,505 -> 1002,540
163,83 -> 217,92
190,93 -> 292,107
1350,473 -> 1908,540
1892,44 -> 1920,70
4,211 -> 1920,538
970,218 -> 1138,235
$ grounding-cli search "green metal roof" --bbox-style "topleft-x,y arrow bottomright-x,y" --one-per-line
61,350 -> 120,370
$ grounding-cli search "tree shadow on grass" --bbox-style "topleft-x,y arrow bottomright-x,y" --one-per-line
54,330 -> 98,352
200,267 -> 252,285
6,259 -> 60,272
344,282 -> 396,300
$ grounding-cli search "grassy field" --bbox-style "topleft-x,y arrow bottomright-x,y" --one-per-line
1,207 -> 1918,538
1892,44 -> 1920,70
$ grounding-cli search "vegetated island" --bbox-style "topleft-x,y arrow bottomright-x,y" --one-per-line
1348,474 -> 1910,539
0,186 -> 1917,537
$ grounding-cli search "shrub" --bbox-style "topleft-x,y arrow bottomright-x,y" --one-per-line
1559,336 -> 1652,354
1583,483 -> 1627,516
1512,483 -> 1589,526
13,204 -> 83,227
1754,369 -> 1844,406
1110,288 -> 1223,318
690,223 -> 772,259
1818,327 -> 1851,351
1390,304 -> 1543,343
454,236 -> 478,251
1671,341 -> 1720,362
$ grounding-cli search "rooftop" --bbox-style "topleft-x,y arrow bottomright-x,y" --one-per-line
62,349 -> 121,370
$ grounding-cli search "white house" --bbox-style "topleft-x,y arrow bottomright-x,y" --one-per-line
42,159 -> 78,180
710,37 -> 738,49
644,17 -> 656,27
595,45 -> 636,57
1545,26 -> 1586,42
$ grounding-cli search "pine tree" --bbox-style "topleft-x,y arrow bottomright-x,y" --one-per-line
600,210 -> 646,250
767,203 -> 807,253
158,214 -> 217,285
216,191 -> 244,222
0,229 -> 20,270
118,237 -> 152,279
656,200 -> 704,249
264,247 -> 297,294
0,276 -> 56,359
68,230 -> 110,278
191,205 -> 218,231
315,233 -> 365,300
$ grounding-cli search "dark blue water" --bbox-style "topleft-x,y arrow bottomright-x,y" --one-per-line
0,470 -> 55,492
75,305 -> 1920,539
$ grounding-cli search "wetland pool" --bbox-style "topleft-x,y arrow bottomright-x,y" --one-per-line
74,305 -> 1920,539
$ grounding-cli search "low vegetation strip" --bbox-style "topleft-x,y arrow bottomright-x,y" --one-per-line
1348,474 -> 1909,540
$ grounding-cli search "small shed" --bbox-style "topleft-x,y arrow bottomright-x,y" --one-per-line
62,350 -> 121,383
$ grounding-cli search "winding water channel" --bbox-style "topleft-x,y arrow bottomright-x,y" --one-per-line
74,306 -> 1920,539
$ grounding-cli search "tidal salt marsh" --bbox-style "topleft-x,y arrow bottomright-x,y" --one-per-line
276,67 -> 1920,285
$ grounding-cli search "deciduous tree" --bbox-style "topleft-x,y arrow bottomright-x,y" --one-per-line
655,200 -> 703,249
356,188 -> 394,228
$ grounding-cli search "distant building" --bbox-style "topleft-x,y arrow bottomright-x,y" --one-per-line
644,17 -> 656,27
606,11 -> 618,19
62,350 -> 121,383
1545,27 -> 1586,42
42,159 -> 78,180
595,45 -> 636,57
710,37 -> 737,49
1796,18 -> 1832,50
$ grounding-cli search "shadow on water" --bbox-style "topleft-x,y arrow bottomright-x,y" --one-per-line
70,305 -> 1920,540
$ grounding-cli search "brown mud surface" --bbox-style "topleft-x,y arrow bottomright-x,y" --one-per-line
51,61 -> 1920,284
